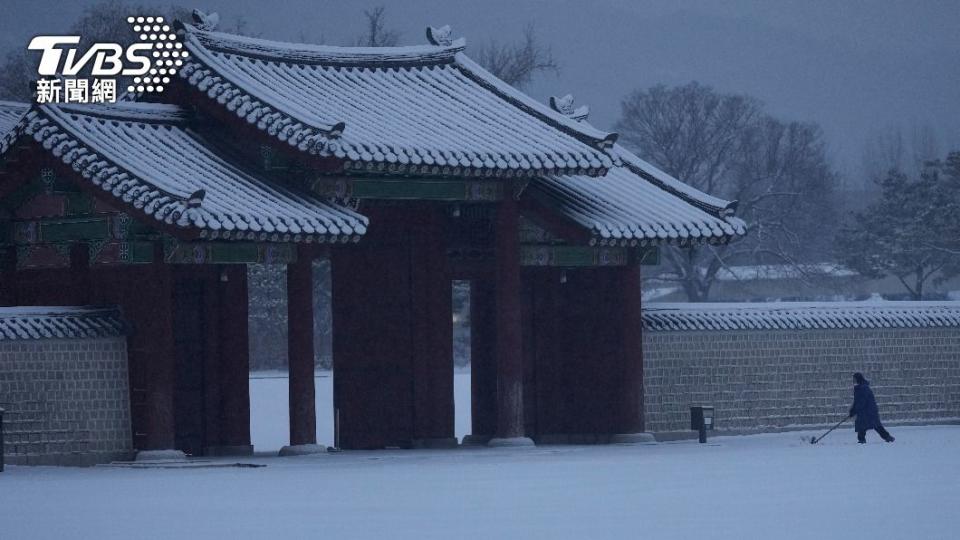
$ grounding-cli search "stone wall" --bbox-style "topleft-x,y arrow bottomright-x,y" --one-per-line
0,338 -> 133,465
643,327 -> 960,435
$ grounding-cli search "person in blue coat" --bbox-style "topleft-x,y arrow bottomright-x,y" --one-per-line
849,372 -> 895,443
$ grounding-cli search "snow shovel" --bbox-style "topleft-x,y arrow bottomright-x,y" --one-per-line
810,416 -> 849,444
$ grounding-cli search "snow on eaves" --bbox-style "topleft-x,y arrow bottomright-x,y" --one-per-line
0,306 -> 124,340
642,301 -> 960,331
176,24 -> 616,178
0,100 -> 30,155
530,145 -> 746,246
0,100 -> 28,134
9,103 -> 367,243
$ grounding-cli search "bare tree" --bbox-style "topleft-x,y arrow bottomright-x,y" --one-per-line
223,15 -> 263,38
476,24 -> 558,89
355,6 -> 399,47
617,82 -> 839,301
0,49 -> 32,101
862,124 -> 941,185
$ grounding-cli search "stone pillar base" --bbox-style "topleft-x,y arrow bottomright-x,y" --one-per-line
412,437 -> 459,449
204,445 -> 254,457
279,443 -> 327,457
135,449 -> 187,461
488,437 -> 535,448
461,434 -> 492,446
610,432 -> 657,444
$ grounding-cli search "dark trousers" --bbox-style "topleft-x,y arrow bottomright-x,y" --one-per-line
857,424 -> 893,443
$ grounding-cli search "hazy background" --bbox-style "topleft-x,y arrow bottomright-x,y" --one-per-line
1,0 -> 958,186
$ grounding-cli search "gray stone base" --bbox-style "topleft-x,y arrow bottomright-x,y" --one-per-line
487,436 -> 535,448
204,445 -> 254,457
278,443 -> 327,456
412,437 -> 459,449
136,449 -> 187,462
461,434 -> 492,446
610,432 -> 657,444
535,433 -> 609,445
6,451 -> 134,467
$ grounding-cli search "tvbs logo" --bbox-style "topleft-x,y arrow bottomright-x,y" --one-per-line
28,16 -> 186,104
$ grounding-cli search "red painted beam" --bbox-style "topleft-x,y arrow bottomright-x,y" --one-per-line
519,194 -> 594,246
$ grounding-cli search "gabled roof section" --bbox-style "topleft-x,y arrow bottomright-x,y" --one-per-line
0,100 -> 30,155
643,302 -> 960,331
529,145 -> 746,246
175,23 -> 617,178
4,102 -> 367,243
0,101 -> 28,133
0,306 -> 124,340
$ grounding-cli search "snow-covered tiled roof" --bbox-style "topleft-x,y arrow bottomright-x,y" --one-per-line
530,145 -> 746,245
175,24 -> 617,178
0,101 -> 27,133
715,263 -> 856,282
642,302 -> 960,331
7,103 -> 367,243
0,306 -> 124,340
0,100 -> 30,155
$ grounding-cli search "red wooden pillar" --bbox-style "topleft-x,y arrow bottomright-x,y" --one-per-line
523,267 -> 565,443
611,262 -> 653,443
282,245 -> 323,454
211,264 -> 252,455
490,196 -> 533,446
138,244 -> 179,457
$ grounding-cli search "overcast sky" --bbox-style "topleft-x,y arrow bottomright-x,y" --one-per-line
2,0 -> 958,185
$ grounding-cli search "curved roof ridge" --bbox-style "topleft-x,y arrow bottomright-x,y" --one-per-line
176,24 -> 615,177
452,53 -> 618,148
180,23 -> 465,65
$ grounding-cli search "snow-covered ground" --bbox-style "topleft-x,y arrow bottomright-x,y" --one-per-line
2,425 -> 957,539
249,370 -> 472,451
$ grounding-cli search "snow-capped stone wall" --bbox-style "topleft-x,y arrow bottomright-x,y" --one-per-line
642,303 -> 960,436
0,311 -> 133,465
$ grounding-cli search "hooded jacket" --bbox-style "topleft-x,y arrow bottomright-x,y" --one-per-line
849,377 -> 881,432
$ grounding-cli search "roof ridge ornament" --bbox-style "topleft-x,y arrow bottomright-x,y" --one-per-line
600,132 -> 618,149
186,188 -> 206,208
549,94 -> 589,123
192,9 -> 220,31
426,25 -> 455,46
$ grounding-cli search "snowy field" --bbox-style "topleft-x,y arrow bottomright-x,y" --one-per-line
2,425 -> 958,539
249,370 -> 473,450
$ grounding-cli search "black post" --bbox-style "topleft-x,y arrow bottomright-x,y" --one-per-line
698,426 -> 707,444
